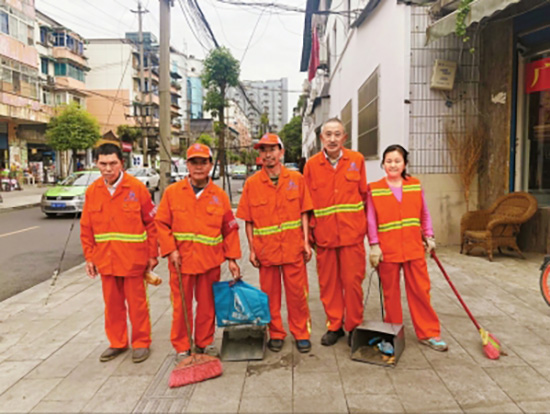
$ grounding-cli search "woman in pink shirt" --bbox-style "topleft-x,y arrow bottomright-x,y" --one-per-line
367,144 -> 447,352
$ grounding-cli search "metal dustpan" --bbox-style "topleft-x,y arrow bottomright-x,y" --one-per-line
351,320 -> 405,367
350,270 -> 405,367
220,324 -> 267,361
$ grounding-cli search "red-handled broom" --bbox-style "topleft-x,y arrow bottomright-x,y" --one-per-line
169,265 -> 223,388
431,251 -> 503,360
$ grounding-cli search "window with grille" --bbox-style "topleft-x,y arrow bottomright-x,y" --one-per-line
341,99 -> 352,149
357,68 -> 379,159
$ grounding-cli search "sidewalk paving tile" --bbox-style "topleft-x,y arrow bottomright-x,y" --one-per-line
435,364 -> 514,410
293,372 -> 348,413
113,340 -> 172,377
0,378 -> 62,413
238,396 -> 292,413
44,343 -> 125,402
185,373 -> 245,413
484,366 -> 550,402
25,339 -> 100,379
0,360 -> 42,396
0,237 -> 549,412
293,392 -> 348,413
346,394 -> 405,413
340,365 -> 395,395
388,369 -> 462,413
82,374 -> 152,413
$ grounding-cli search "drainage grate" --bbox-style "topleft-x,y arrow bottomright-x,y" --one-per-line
134,356 -> 195,413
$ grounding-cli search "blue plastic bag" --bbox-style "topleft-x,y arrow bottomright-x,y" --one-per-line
213,280 -> 271,327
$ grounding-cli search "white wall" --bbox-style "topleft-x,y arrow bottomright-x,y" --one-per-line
86,41 -> 134,101
324,0 -> 410,182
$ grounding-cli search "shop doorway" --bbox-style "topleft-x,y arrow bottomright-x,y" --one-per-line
521,50 -> 550,206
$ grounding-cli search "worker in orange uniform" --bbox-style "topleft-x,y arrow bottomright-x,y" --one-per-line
303,118 -> 368,347
80,143 -> 158,363
237,133 -> 313,353
368,144 -> 447,351
155,143 -> 241,360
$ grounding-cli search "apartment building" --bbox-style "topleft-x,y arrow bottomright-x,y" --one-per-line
0,0 -> 48,169
228,78 -> 288,139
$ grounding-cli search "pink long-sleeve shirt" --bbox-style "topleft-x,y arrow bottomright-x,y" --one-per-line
367,185 -> 434,245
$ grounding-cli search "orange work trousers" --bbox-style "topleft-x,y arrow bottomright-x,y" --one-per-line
378,258 -> 440,339
259,260 -> 311,340
101,275 -> 151,349
316,243 -> 366,333
169,266 -> 220,352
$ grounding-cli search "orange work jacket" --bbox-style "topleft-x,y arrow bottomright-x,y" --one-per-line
155,178 -> 241,274
303,149 -> 367,248
80,173 -> 158,277
236,166 -> 313,266
369,176 -> 425,263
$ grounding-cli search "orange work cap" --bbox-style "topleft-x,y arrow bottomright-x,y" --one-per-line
187,143 -> 212,160
254,133 -> 284,150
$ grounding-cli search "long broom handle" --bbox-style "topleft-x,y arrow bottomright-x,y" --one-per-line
176,264 -> 194,350
430,251 -> 481,331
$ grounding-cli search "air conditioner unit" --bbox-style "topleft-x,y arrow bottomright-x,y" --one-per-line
47,75 -> 55,85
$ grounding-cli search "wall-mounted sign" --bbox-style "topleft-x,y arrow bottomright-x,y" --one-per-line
430,59 -> 457,91
525,57 -> 550,94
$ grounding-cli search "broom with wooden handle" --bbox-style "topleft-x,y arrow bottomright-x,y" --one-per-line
169,264 -> 223,388
431,251 -> 502,360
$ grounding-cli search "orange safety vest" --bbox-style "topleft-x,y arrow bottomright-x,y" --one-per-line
155,178 -> 241,274
304,149 -> 368,248
236,166 -> 313,266
80,173 -> 158,277
369,176 -> 425,263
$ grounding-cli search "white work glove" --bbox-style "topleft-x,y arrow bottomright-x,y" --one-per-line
425,237 -> 436,253
369,244 -> 383,268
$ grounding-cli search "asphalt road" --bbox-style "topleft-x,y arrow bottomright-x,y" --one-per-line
0,207 -> 84,302
0,177 -> 247,302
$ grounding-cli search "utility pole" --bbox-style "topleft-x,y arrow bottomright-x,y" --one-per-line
131,1 -> 148,165
159,0 -> 172,195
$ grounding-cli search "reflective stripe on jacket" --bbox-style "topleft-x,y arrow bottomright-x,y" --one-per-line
304,149 -> 368,248
155,178 -> 241,274
369,176 -> 425,262
236,166 -> 313,266
80,173 -> 158,277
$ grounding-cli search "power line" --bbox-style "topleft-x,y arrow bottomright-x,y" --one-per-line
240,5 -> 265,64
39,0 -> 122,37
176,0 -> 212,51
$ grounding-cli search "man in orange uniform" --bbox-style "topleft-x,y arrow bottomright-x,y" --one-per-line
237,133 -> 313,353
304,118 -> 368,346
81,143 -> 158,363
156,144 -> 241,359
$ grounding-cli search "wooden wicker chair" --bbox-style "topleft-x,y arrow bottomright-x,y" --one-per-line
460,192 -> 538,261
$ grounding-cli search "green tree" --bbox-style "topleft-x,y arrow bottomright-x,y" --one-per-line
196,133 -> 214,147
202,47 -> 240,185
279,116 -> 302,163
46,103 -> 101,176
258,112 -> 269,138
116,124 -> 142,143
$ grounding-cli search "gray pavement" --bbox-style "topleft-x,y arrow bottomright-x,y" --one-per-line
0,185 -> 44,212
0,228 -> 549,413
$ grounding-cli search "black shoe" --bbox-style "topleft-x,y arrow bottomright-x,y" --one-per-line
267,339 -> 284,352
296,339 -> 312,353
321,328 -> 345,346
